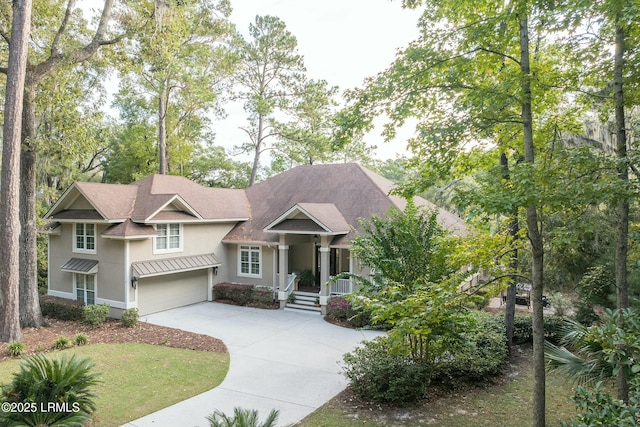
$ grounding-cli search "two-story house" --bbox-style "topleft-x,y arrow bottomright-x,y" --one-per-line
44,163 -> 466,316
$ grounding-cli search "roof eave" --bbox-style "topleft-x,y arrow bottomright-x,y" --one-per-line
144,217 -> 248,224
100,234 -> 154,240
262,229 -> 349,236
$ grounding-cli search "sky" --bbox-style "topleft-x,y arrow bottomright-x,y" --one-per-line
217,0 -> 423,161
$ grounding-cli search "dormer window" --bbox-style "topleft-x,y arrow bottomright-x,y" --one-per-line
155,223 -> 182,253
73,223 -> 96,254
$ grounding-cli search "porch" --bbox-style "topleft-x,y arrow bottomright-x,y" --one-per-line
275,270 -> 355,315
263,202 -> 362,314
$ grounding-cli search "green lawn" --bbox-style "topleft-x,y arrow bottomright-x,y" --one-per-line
299,346 -> 579,427
0,343 -> 229,426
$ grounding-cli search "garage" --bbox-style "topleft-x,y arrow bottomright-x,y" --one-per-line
132,253 -> 219,315
137,269 -> 209,315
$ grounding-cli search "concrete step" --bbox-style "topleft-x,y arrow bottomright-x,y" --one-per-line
293,291 -> 319,298
284,303 -> 322,314
292,295 -> 318,303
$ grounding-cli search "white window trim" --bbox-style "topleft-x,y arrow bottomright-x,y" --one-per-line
153,223 -> 183,254
238,245 -> 262,278
74,273 -> 97,306
73,223 -> 97,254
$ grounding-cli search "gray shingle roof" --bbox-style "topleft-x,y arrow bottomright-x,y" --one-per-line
45,175 -> 250,238
223,163 -> 467,246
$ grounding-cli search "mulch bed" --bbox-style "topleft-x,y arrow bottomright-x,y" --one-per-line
0,318 -> 227,363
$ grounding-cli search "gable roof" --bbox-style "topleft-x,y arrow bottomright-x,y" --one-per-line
46,182 -> 138,222
44,175 -> 250,237
132,175 -> 249,222
44,165 -> 465,244
264,203 -> 351,235
223,163 -> 466,246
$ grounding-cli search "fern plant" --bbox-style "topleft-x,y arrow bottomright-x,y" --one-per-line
0,354 -> 101,426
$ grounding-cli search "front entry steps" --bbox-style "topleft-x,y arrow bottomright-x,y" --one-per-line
284,291 -> 321,314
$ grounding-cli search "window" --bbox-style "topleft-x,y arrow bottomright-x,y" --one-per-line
75,273 -> 96,305
74,223 -> 96,254
239,245 -> 261,277
155,223 -> 182,253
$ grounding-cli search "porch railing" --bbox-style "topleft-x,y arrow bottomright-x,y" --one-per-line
275,273 -> 297,300
329,277 -> 353,295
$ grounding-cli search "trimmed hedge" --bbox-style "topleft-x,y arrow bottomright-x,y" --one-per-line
213,282 -> 275,307
252,286 -> 274,306
39,295 -> 84,321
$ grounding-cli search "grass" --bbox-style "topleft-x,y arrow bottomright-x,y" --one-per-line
0,343 -> 229,426
299,346 -> 579,427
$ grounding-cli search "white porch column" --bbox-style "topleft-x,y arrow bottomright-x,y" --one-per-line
278,234 -> 289,308
319,236 -> 330,314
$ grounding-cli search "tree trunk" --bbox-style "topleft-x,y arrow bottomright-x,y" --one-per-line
19,82 -> 43,328
159,85 -> 168,175
501,153 -> 518,349
12,0 -> 116,335
519,12 -> 545,427
249,114 -> 264,186
613,11 -> 629,403
1,0 -> 33,342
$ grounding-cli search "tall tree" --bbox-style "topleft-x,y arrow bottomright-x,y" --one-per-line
559,0 -> 640,401
116,0 -> 234,176
0,0 -> 123,328
231,15 -> 305,185
336,2 -> 585,425
0,0 -> 32,342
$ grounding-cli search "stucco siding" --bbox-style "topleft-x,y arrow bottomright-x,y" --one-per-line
48,223 -> 126,304
226,243 -> 276,286
289,242 -> 314,274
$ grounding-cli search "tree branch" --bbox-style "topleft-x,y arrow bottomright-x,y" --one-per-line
33,0 -> 121,82
51,0 -> 76,56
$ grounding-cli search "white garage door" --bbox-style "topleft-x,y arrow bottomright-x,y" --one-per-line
137,269 -> 208,315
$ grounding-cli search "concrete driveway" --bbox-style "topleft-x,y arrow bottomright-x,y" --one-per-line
122,302 -> 383,427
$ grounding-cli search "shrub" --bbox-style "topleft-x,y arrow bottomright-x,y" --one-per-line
53,336 -> 70,350
251,286 -> 275,306
547,292 -> 573,317
120,308 -> 139,328
432,312 -> 507,387
74,334 -> 88,346
578,265 -> 615,307
574,301 -> 600,326
7,341 -> 25,357
207,407 -> 280,427
326,296 -> 372,328
39,295 -> 84,321
342,336 -> 431,403
213,283 -> 253,306
511,315 -> 567,345
0,354 -> 100,426
83,304 -> 110,326
513,315 -> 534,344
